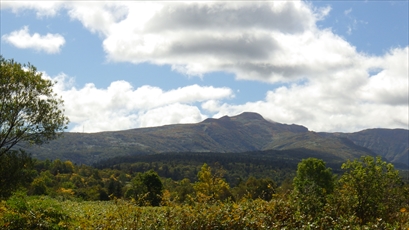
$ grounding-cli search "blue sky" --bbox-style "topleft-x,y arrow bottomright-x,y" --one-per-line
1,1 -> 408,133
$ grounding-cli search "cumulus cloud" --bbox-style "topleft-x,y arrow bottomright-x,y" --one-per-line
360,47 -> 409,106
2,26 -> 65,54
43,73 -> 233,132
101,1 -> 323,81
1,1 -> 344,81
4,1 -> 408,132
138,104 -> 206,128
202,46 -> 409,132
0,1 -> 64,17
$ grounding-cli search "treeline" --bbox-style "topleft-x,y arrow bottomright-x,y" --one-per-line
19,149 -> 347,201
94,149 -> 346,185
19,157 -> 281,203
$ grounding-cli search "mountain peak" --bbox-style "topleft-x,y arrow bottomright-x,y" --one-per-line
201,112 -> 265,124
232,112 -> 265,120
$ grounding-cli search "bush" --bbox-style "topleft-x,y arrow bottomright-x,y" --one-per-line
0,191 -> 71,229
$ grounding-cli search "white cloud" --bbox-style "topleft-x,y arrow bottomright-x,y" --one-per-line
43,73 -> 233,132
0,2 -> 374,81
201,46 -> 409,132
2,26 -> 65,54
138,104 -> 206,128
100,1 -> 322,81
313,4 -> 331,21
360,47 -> 409,106
0,1 -> 64,17
66,2 -> 129,36
42,45 -> 408,133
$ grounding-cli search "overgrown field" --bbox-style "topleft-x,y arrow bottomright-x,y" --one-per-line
1,193 -> 409,230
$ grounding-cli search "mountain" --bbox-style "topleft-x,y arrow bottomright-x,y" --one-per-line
343,129 -> 408,166
25,112 -> 408,167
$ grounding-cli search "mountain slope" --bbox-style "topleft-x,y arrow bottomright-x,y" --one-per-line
344,129 -> 408,166
25,112 -> 406,167
265,131 -> 376,160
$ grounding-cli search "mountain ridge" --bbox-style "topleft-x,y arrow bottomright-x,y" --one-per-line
26,112 -> 408,167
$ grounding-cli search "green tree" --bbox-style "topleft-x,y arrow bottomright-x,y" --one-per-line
0,150 -> 34,199
194,163 -> 232,202
336,156 -> 407,224
245,177 -> 276,201
130,170 -> 163,206
175,178 -> 195,203
106,177 -> 122,198
292,158 -> 335,217
0,57 -> 69,154
29,177 -> 48,195
0,57 -> 69,199
232,176 -> 276,201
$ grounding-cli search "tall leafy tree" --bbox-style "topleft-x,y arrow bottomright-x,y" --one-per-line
0,149 -> 34,199
0,56 -> 69,154
0,56 -> 69,199
336,156 -> 408,224
130,170 -> 163,206
194,163 -> 232,202
292,158 -> 335,217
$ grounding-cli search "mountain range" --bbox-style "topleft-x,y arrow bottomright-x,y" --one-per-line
26,112 -> 408,168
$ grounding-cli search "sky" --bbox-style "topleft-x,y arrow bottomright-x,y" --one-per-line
1,1 -> 408,133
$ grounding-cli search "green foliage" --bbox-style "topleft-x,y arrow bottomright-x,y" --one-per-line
233,176 -> 276,201
293,157 -> 335,195
335,156 -> 408,224
0,56 -> 69,154
0,56 -> 69,199
292,158 -> 335,217
1,156 -> 408,229
129,170 -> 163,206
50,159 -> 74,175
29,177 -> 48,196
194,163 -> 233,202
0,150 -> 35,199
0,191 -> 71,229
174,178 -> 195,203
2,194 -> 407,229
94,150 -> 333,185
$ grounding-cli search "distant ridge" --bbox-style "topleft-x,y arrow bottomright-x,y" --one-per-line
25,112 -> 408,167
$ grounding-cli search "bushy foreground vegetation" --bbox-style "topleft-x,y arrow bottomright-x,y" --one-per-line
1,156 -> 408,229
1,190 -> 408,229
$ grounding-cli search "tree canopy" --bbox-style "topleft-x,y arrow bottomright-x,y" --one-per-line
0,56 -> 69,156
128,170 -> 163,206
292,157 -> 335,217
336,156 -> 407,224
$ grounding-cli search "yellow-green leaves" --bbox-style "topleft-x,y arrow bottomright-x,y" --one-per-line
194,163 -> 232,202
